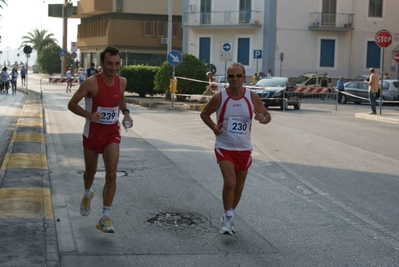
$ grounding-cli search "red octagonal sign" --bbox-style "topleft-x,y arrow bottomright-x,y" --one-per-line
375,29 -> 392,48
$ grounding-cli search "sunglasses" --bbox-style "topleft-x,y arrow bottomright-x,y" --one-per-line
227,73 -> 244,79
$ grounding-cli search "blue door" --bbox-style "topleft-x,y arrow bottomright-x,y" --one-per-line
199,37 -> 211,64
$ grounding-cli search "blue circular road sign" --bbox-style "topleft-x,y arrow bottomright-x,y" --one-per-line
222,43 -> 231,52
167,50 -> 182,66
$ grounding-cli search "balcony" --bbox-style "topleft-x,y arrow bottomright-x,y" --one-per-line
183,10 -> 262,28
74,0 -> 113,18
309,12 -> 354,31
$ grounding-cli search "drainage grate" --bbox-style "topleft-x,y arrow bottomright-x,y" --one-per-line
147,210 -> 203,228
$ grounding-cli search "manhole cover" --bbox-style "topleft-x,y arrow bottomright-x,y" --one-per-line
147,210 -> 203,228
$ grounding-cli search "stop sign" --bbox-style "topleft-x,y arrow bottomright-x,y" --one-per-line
375,29 -> 392,48
395,52 -> 399,63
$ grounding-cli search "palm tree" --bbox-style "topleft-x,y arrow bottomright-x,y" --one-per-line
20,28 -> 57,55
0,0 -> 8,9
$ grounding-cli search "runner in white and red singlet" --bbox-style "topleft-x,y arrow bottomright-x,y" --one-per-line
200,62 -> 271,235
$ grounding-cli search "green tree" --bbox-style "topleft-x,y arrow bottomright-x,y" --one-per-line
20,28 -> 57,55
154,54 -> 209,96
37,43 -> 62,75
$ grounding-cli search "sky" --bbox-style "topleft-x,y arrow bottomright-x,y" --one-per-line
0,0 -> 79,64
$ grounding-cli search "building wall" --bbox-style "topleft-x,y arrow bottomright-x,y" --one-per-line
275,0 -> 399,79
76,0 -> 183,69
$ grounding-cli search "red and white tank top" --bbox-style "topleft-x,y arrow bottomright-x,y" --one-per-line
83,74 -> 122,139
215,88 -> 254,151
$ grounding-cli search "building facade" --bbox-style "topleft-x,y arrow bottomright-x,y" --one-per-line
73,0 -> 183,69
72,0 -> 399,80
182,0 -> 399,79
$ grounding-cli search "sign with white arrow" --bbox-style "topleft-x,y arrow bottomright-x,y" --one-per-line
167,50 -> 182,66
220,42 -> 233,62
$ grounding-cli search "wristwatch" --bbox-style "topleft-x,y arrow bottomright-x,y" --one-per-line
122,109 -> 130,115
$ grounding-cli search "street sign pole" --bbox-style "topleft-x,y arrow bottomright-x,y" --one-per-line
380,48 -> 385,114
256,59 -> 258,74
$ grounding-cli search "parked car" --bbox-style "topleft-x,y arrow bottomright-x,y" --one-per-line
213,75 -> 228,91
252,77 -> 301,110
340,81 -> 369,104
295,72 -> 331,87
340,81 -> 399,104
381,79 -> 399,104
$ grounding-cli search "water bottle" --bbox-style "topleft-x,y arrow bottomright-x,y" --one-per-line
123,121 -> 131,132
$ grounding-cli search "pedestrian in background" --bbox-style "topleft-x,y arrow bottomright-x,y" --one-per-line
68,46 -> 133,234
320,72 -> 329,102
86,62 -> 99,78
200,62 -> 271,235
1,67 -> 9,94
20,66 -> 26,87
336,76 -> 345,104
199,71 -> 218,103
366,68 -> 379,114
78,67 -> 85,84
10,67 -> 18,94
252,73 -> 258,85
66,67 -> 73,93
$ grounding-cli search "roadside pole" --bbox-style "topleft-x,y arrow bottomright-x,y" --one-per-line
375,29 -> 392,114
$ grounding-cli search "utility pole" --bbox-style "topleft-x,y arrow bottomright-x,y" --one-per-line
62,0 -> 68,76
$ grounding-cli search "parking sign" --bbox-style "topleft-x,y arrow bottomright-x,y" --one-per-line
254,50 -> 262,59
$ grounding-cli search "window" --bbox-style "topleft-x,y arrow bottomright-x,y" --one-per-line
237,38 -> 250,65
369,0 -> 383,17
320,39 -> 335,67
199,37 -> 211,64
157,22 -> 165,37
239,0 -> 251,23
322,0 -> 336,26
144,21 -> 153,36
172,22 -> 179,37
200,0 -> 211,24
366,41 -> 380,68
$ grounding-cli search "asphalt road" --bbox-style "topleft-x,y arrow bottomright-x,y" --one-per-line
1,76 -> 399,266
41,89 -> 399,266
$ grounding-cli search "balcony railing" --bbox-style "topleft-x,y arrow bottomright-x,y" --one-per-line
309,12 -> 354,31
183,10 -> 262,28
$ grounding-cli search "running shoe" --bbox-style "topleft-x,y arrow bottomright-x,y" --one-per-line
96,217 -> 115,233
220,214 -> 235,235
80,191 -> 94,216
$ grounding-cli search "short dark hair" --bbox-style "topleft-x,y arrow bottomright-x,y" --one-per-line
100,46 -> 120,62
90,62 -> 95,67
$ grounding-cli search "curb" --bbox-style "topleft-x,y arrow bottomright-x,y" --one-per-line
0,90 -> 60,267
355,112 -> 399,124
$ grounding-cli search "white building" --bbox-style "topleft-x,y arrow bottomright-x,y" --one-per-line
182,0 -> 399,80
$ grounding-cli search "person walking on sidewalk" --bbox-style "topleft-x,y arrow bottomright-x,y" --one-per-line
336,76 -> 345,104
9,67 -> 18,94
366,68 -> 379,114
200,62 -> 271,235
66,67 -> 73,93
20,66 -> 26,87
1,67 -> 10,94
68,46 -> 133,233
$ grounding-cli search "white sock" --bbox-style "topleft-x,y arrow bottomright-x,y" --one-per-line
225,209 -> 234,220
84,189 -> 92,199
102,206 -> 111,218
